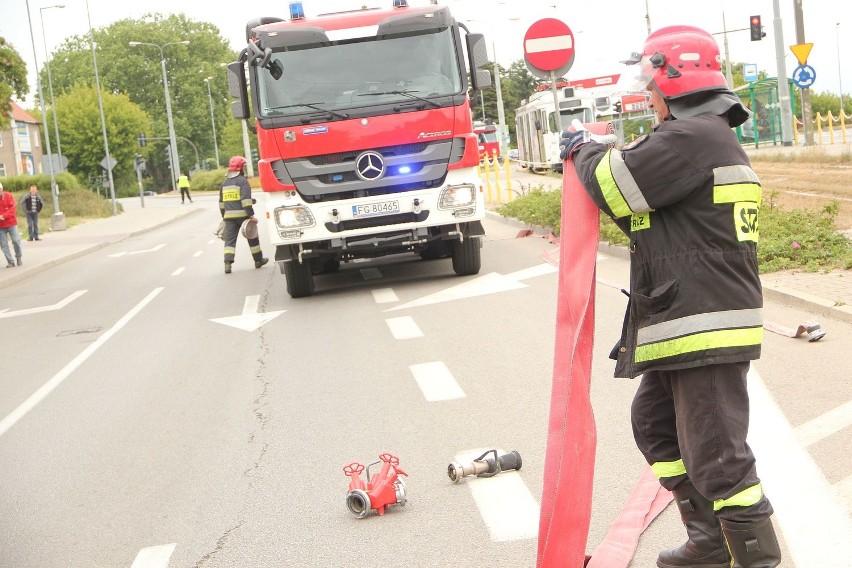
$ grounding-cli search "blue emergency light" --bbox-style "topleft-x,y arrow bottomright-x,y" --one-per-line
393,0 -> 409,7
289,1 -> 305,20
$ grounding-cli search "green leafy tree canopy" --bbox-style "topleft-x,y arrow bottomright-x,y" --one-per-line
0,37 -> 29,128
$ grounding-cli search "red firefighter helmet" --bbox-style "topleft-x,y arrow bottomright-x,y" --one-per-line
228,155 -> 247,171
621,25 -> 727,100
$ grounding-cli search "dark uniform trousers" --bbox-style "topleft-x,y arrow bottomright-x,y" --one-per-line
631,361 -> 774,523
223,219 -> 263,264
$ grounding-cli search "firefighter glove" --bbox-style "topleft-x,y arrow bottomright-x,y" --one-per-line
559,130 -> 588,161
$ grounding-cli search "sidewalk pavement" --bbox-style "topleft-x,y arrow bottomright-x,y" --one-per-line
2,202 -> 849,324
0,196 -> 203,289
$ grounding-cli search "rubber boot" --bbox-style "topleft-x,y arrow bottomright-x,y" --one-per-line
720,517 -> 781,568
255,257 -> 269,269
657,481 -> 731,568
224,262 -> 232,274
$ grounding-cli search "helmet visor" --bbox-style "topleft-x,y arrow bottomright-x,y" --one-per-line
617,52 -> 658,92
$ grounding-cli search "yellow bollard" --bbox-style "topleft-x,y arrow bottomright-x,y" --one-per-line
504,155 -> 513,203
828,111 -> 836,145
483,156 -> 495,204
841,110 -> 847,144
491,154 -> 502,203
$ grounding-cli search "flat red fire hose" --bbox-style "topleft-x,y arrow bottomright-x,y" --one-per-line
537,124 -> 671,568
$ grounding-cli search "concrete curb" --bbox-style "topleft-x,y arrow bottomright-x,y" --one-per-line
485,210 -> 852,324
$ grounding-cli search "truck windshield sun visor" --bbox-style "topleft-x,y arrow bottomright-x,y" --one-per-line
376,6 -> 453,36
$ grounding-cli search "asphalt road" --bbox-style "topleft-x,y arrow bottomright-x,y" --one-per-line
1,197 -> 850,567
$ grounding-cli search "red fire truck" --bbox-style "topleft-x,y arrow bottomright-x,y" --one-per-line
226,1 -> 492,297
473,121 -> 500,162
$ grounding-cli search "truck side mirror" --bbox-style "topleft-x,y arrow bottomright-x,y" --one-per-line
226,60 -> 250,120
466,33 -> 492,90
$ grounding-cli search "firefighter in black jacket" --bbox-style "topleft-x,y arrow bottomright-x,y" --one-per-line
219,155 -> 268,274
560,26 -> 780,568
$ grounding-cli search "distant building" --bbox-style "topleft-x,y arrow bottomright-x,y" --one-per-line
0,102 -> 44,178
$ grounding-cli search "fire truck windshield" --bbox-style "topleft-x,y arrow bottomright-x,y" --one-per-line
256,27 -> 462,120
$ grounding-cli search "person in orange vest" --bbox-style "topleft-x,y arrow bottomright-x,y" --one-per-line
561,26 -> 780,568
177,172 -> 193,204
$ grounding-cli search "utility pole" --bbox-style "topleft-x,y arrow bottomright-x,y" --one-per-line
792,0 -> 812,145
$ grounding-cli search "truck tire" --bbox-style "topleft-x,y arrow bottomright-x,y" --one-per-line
284,260 -> 315,298
451,237 -> 481,276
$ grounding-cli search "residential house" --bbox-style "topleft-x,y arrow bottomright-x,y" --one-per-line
0,101 -> 44,178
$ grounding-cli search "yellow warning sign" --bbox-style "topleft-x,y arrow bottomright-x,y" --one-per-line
790,43 -> 813,66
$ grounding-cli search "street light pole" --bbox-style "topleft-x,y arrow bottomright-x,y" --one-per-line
86,0 -> 117,213
837,23 -> 844,115
493,40 -> 508,162
129,40 -> 189,190
204,77 -> 220,168
40,4 -> 65,173
24,0 -> 65,229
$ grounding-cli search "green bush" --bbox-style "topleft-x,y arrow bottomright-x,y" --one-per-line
190,168 -> 229,191
496,189 -> 852,273
0,171 -> 80,193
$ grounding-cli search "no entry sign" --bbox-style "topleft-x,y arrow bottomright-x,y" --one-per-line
524,18 -> 575,76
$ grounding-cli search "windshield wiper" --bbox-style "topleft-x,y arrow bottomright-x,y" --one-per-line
269,102 -> 350,120
357,90 -> 441,109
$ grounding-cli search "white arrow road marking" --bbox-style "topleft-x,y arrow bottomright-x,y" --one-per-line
795,400 -> 852,447
371,288 -> 399,304
171,267 -> 185,276
129,244 -> 166,255
410,362 -> 465,401
0,288 -> 163,438
130,543 -> 176,568
207,239 -> 216,245
108,251 -> 127,257
387,263 -> 557,311
0,290 -> 87,320
454,448 -> 539,541
386,316 -> 423,339
210,295 -> 285,332
747,366 -> 852,567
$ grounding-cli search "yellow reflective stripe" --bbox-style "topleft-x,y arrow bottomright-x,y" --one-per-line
651,459 -> 687,479
223,210 -> 247,219
714,483 -> 763,511
594,150 -> 634,218
635,327 -> 763,363
241,199 -> 254,207
713,183 -> 762,204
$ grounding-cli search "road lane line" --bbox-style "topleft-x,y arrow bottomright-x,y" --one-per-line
794,400 -> 852,447
747,366 -> 852,567
371,288 -> 399,304
193,251 -> 203,258
0,288 -> 164,439
130,543 -> 176,568
386,316 -> 423,339
360,267 -> 383,280
454,448 -> 539,541
836,475 -> 852,512
171,267 -> 186,276
409,362 -> 465,401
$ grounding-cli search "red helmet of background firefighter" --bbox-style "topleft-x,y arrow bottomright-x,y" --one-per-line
561,25 -> 780,568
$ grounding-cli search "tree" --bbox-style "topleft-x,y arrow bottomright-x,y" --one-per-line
0,37 -> 29,128
40,13 -> 236,188
54,84 -> 150,193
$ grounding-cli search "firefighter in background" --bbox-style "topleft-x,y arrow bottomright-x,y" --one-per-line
177,172 -> 193,204
560,26 -> 780,568
219,156 -> 268,274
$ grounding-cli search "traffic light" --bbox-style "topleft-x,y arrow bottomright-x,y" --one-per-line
613,100 -> 623,114
138,132 -> 147,147
251,148 -> 259,163
750,16 -> 765,41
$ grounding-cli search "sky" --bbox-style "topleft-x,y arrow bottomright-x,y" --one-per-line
2,0 -> 850,109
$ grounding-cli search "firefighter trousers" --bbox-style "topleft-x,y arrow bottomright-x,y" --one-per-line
631,361 -> 774,523
223,219 -> 262,264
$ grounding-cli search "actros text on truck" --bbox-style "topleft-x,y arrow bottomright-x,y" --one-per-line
226,0 -> 493,297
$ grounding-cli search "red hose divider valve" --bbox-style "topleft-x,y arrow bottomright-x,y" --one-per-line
343,453 -> 408,518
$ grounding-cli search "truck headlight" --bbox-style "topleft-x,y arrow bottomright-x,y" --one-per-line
275,205 -> 314,228
438,184 -> 476,209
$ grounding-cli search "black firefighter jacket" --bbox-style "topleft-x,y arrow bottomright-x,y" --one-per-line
573,114 -> 763,378
219,174 -> 255,221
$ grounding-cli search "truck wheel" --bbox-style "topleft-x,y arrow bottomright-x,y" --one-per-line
451,237 -> 481,276
284,260 -> 315,298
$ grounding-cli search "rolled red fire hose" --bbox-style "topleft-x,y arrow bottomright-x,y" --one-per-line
537,123 -> 671,568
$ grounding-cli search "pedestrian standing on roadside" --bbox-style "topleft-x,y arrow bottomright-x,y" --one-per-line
560,25 -> 780,568
0,182 -> 23,267
177,172 -> 193,204
219,156 -> 268,274
21,184 -> 44,241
